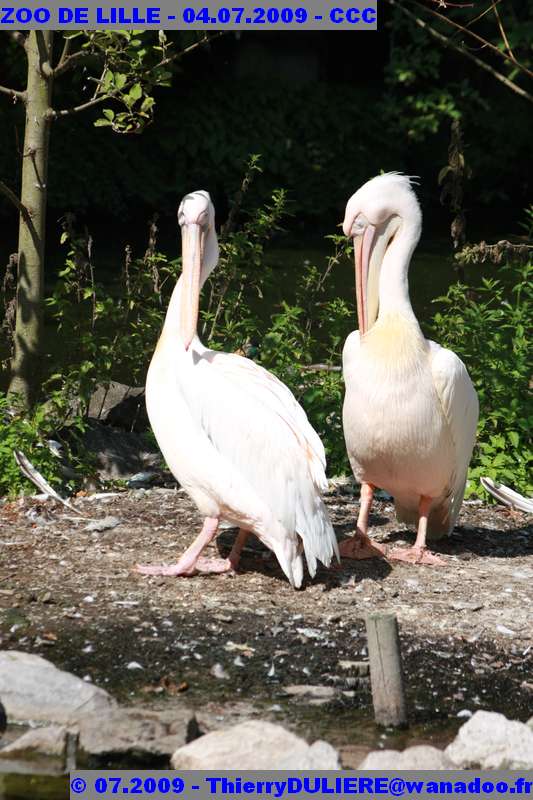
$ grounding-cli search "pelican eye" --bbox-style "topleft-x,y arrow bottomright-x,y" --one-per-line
177,208 -> 209,227
350,213 -> 369,237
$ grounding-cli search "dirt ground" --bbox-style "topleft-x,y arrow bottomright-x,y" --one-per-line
1,486 -> 532,766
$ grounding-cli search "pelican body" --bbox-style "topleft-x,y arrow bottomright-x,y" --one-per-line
138,191 -> 338,587
341,174 -> 479,564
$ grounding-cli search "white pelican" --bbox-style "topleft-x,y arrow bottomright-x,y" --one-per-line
340,174 -> 479,565
136,191 -> 338,587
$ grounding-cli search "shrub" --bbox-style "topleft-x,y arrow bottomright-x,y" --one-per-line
431,259 -> 532,498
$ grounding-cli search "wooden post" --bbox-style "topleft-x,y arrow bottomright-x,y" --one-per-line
365,612 -> 407,727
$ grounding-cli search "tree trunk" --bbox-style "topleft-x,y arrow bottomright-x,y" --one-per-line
8,32 -> 53,407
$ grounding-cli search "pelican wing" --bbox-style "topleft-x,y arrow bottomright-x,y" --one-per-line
210,351 -> 326,481
187,347 -> 338,576
429,341 -> 479,525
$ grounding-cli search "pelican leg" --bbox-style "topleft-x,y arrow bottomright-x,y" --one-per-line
339,482 -> 387,560
389,496 -> 446,566
195,528 -> 250,574
136,516 -> 220,576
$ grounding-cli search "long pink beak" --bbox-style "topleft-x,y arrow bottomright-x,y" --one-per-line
354,225 -> 375,335
179,223 -> 202,351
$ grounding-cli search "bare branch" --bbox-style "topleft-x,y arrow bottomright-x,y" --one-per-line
386,0 -> 533,105
492,2 -> 515,60
156,31 -> 226,70
49,93 -> 110,118
54,49 -> 93,77
0,180 -> 39,245
35,31 -> 54,77
429,0 -> 473,7
55,36 -> 72,70
413,0 -> 533,81
55,31 -> 223,78
0,85 -> 25,102
461,0 -> 503,32
54,32 -> 225,117
299,363 -> 341,373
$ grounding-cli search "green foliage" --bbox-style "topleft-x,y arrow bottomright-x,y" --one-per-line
383,9 -> 476,141
80,30 -> 176,133
202,156 -> 286,352
382,3 -> 532,205
45,215 -> 181,408
431,260 -> 532,498
0,394 -> 85,496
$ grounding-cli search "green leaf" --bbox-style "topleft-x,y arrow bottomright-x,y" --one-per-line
140,96 -> 155,113
129,83 -> 143,102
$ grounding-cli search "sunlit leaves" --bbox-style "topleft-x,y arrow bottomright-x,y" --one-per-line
430,258 -> 532,498
67,31 -> 211,133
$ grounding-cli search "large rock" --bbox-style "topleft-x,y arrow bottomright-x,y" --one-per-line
76,707 -> 200,761
446,711 -> 533,769
0,726 -> 67,760
89,382 -> 148,431
0,652 -> 116,724
171,720 -> 339,769
359,745 -> 453,770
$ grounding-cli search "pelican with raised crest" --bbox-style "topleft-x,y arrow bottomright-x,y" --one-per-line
136,190 -> 339,587
340,173 -> 478,565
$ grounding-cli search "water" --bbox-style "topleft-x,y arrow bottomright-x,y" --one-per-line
0,772 -> 69,800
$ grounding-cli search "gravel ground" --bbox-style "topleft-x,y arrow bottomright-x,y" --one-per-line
0,486 -> 531,766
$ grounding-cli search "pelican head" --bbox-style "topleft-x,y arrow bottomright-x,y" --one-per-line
177,190 -> 215,350
342,173 -> 422,334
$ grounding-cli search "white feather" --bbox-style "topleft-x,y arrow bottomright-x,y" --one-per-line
428,341 -> 479,531
480,477 -> 533,513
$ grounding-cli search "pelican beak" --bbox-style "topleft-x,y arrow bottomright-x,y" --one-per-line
179,222 -> 203,350
353,224 -> 376,335
353,217 -> 400,335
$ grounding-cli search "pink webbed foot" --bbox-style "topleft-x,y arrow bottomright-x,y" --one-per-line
339,533 -> 387,560
388,545 -> 446,566
195,556 -> 236,574
135,562 -> 197,577
135,555 -> 238,577
135,525 -> 248,578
